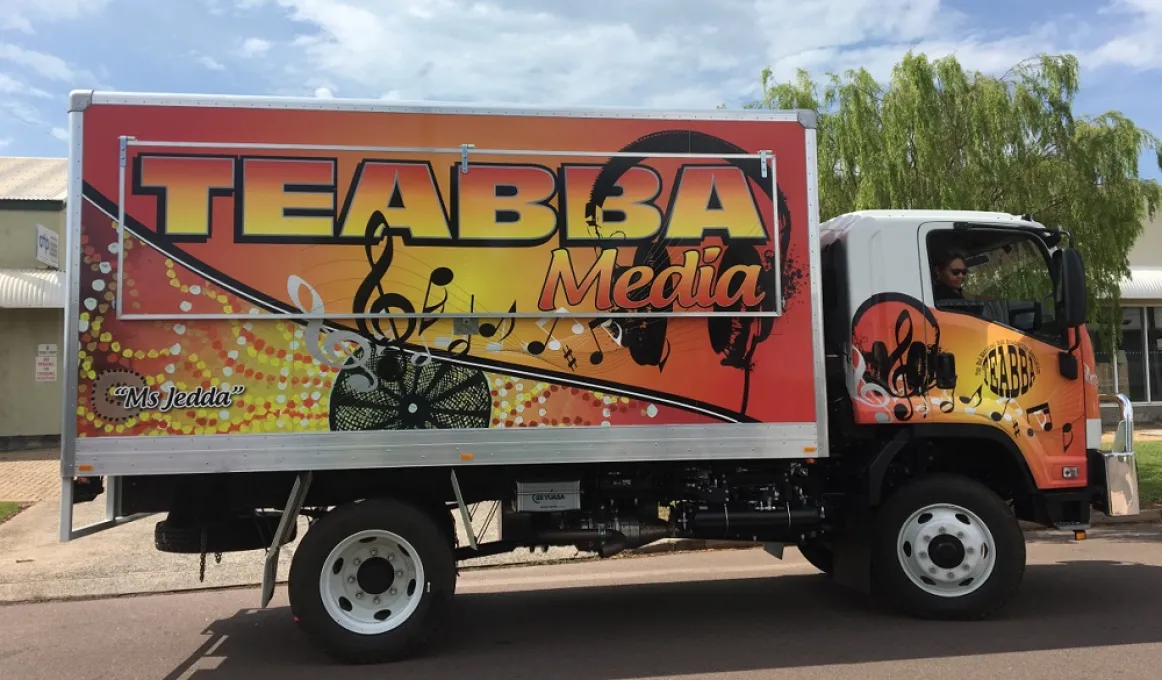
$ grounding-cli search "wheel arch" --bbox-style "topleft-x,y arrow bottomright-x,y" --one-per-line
868,425 -> 1039,507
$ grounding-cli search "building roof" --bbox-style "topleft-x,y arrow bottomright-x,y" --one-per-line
0,269 -> 64,308
1122,266 -> 1162,302
0,157 -> 67,202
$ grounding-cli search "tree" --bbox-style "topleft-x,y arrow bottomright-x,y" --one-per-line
746,51 -> 1162,337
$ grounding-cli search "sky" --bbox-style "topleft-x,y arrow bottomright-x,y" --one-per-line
0,0 -> 1160,181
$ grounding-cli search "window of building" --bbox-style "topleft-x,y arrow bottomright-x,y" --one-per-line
1087,317 -> 1118,396
1149,307 -> 1162,401
1095,303 -> 1161,404
1120,307 -> 1149,402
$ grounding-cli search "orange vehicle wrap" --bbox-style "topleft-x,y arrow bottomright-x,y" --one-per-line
849,292 -> 1091,490
75,104 -> 818,439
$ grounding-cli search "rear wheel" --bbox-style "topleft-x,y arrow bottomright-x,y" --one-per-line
871,474 -> 1025,620
288,497 -> 456,664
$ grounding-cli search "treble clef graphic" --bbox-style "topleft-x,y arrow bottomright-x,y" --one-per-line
352,209 -> 418,347
287,275 -> 379,394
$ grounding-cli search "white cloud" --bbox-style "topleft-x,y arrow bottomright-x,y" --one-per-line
51,127 -> 68,141
237,0 -> 1162,110
2,0 -> 112,33
0,72 -> 51,98
241,0 -> 762,105
0,137 -> 12,148
0,43 -> 78,80
0,98 -> 45,127
1087,0 -> 1162,70
241,37 -> 272,56
197,55 -> 227,71
314,86 -> 333,98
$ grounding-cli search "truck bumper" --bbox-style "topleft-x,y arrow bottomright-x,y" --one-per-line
1027,393 -> 1139,531
1089,393 -> 1141,518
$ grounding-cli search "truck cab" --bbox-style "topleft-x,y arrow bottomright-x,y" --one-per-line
819,209 -> 1137,532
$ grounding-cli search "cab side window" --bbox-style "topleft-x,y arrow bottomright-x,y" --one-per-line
926,230 -> 1060,344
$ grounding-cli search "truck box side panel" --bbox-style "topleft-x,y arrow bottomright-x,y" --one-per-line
68,96 -> 823,475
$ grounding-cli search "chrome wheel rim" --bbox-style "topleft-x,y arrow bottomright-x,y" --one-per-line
896,503 -> 996,598
319,529 -> 424,634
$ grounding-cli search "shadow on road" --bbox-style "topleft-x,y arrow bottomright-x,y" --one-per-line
1026,526 -> 1162,545
168,558 -> 1162,679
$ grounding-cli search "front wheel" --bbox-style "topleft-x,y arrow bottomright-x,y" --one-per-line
288,497 -> 457,664
871,474 -> 1025,620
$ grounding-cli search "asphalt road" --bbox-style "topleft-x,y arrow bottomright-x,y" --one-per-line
3,524 -> 1162,680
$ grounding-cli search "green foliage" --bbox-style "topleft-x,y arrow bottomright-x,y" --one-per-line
1133,441 -> 1162,507
746,52 -> 1162,340
0,502 -> 22,523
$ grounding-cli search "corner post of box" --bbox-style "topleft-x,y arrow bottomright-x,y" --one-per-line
59,92 -> 88,542
68,90 -> 94,113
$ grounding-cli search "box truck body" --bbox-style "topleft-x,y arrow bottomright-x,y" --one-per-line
64,93 -> 824,474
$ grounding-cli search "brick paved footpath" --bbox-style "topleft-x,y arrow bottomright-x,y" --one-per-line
0,450 -> 60,503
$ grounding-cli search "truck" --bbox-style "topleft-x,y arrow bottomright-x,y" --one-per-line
58,89 -> 1140,664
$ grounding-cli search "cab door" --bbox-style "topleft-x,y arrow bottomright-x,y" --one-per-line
917,222 -> 1087,491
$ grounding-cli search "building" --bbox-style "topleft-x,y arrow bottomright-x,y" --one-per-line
1090,208 -> 1162,423
0,157 -> 67,451
0,155 -> 1159,449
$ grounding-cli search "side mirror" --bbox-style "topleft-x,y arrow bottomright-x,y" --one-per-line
1059,248 -> 1087,327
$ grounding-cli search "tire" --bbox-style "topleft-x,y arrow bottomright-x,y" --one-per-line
870,474 -> 1025,621
288,497 -> 457,664
797,539 -> 834,575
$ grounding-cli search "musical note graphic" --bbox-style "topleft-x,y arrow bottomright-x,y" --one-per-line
479,301 -> 517,351
585,319 -> 606,365
563,346 -> 578,370
1026,402 -> 1054,434
990,397 -> 1014,423
417,267 -> 455,336
527,317 -> 560,356
934,389 -> 956,414
959,385 -> 983,412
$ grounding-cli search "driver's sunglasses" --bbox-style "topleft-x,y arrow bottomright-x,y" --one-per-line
949,268 -> 968,276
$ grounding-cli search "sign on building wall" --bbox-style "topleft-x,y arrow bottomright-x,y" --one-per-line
35,224 -> 59,269
36,344 -> 57,382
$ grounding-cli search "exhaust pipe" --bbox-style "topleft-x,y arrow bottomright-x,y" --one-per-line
688,506 -> 823,541
530,519 -> 673,558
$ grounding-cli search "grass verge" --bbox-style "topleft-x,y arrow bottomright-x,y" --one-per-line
0,501 -> 25,525
1137,442 -> 1162,508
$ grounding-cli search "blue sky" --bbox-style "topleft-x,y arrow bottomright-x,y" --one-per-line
1,0 -> 1160,181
